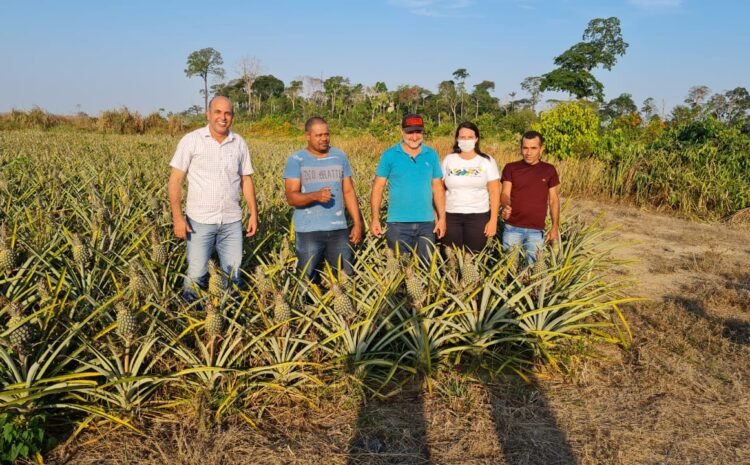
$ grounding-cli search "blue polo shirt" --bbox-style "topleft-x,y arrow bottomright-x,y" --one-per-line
375,143 -> 442,222
283,148 -> 353,233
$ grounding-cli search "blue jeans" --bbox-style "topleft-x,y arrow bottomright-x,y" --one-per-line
183,218 -> 243,300
295,229 -> 353,281
385,221 -> 436,263
502,224 -> 544,264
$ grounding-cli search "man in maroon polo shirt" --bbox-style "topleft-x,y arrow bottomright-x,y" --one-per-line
500,130 -> 560,264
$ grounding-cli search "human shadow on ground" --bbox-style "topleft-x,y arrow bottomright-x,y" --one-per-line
346,372 -> 579,465
484,375 -> 579,465
347,379 -> 432,465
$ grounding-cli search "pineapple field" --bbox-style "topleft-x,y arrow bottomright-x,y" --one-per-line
1,130 -> 749,464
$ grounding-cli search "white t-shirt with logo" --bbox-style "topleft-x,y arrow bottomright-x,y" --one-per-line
442,153 -> 501,214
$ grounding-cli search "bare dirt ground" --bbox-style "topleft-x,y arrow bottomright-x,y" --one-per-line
53,199 -> 750,465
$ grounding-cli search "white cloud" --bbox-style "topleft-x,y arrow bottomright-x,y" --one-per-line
388,0 -> 473,17
628,0 -> 682,9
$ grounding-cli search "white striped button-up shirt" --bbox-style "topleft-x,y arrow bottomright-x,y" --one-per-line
170,126 -> 254,224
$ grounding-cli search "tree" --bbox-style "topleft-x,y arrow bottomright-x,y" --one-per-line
581,17 -> 629,71
395,85 -> 429,114
540,68 -> 604,101
540,17 -> 628,101
366,82 -> 390,122
601,93 -> 637,121
323,76 -> 350,114
285,80 -> 303,111
252,75 -> 285,101
641,97 -> 659,120
724,87 -> 750,124
237,57 -> 261,115
211,79 -> 248,111
520,76 -> 543,112
685,85 -> 711,109
452,68 -> 470,118
438,80 -> 459,125
471,80 -> 497,117
185,48 -> 225,112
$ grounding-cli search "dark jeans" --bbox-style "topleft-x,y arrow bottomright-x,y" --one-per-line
443,211 -> 491,253
295,229 -> 353,281
385,221 -> 436,263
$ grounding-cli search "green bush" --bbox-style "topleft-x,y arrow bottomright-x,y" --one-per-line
537,101 -> 599,159
0,412 -> 54,463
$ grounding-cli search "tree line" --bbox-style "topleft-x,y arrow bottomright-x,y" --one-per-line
184,16 -> 749,134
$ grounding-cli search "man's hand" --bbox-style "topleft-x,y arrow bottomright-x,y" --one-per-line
317,187 -> 332,203
173,215 -> 192,240
501,205 -> 512,221
246,215 -> 258,237
546,225 -> 559,242
370,218 -> 383,237
349,223 -> 363,245
434,217 -> 446,239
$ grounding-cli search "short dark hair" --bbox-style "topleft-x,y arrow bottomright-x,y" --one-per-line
452,121 -> 489,159
304,116 -> 328,132
521,130 -> 544,146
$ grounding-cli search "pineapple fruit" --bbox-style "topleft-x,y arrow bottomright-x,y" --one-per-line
207,259 -> 227,297
116,301 -> 138,346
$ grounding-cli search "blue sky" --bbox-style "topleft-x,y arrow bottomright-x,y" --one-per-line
1,0 -> 748,116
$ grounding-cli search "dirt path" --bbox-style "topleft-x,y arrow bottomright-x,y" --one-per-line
573,197 -> 750,301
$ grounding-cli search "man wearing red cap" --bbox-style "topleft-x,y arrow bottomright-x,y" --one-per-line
370,113 -> 446,261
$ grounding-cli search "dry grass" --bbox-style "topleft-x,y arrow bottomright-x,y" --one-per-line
43,197 -> 750,465
51,287 -> 750,465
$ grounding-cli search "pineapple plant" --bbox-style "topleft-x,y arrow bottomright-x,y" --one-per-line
444,247 -> 458,271
532,248 -> 547,276
273,291 -> 291,325
207,259 -> 227,297
331,283 -> 355,321
384,247 -> 400,275
204,301 -> 224,338
3,298 -> 33,356
279,237 -> 291,264
115,301 -> 138,346
254,265 -> 273,297
150,229 -> 167,265
460,254 -> 480,289
71,233 -> 91,266
0,224 -> 17,272
129,261 -> 150,297
404,265 -> 425,307
36,277 -> 51,304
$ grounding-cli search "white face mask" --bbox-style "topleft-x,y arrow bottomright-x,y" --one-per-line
458,139 -> 477,153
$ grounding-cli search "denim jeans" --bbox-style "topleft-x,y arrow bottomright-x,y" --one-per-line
502,224 -> 544,264
183,217 -> 243,300
295,229 -> 353,281
385,221 -> 436,263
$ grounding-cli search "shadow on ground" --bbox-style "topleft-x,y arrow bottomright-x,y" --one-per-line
347,380 -> 432,465
346,374 -> 578,465
484,376 -> 578,465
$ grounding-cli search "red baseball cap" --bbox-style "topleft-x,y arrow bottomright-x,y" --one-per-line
401,113 -> 424,132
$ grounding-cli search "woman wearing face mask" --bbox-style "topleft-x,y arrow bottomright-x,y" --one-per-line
441,121 -> 501,252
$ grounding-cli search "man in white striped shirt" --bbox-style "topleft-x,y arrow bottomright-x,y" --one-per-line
168,96 -> 259,301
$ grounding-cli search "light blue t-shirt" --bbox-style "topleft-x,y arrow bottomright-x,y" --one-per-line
283,148 -> 353,232
375,143 -> 442,222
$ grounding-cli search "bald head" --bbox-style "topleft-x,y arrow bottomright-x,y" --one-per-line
208,96 -> 233,114
206,96 -> 234,141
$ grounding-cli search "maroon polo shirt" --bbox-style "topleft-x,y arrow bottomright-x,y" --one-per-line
502,160 -> 560,230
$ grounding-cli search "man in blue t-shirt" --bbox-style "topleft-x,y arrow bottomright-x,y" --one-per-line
370,113 -> 446,262
283,117 -> 363,281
